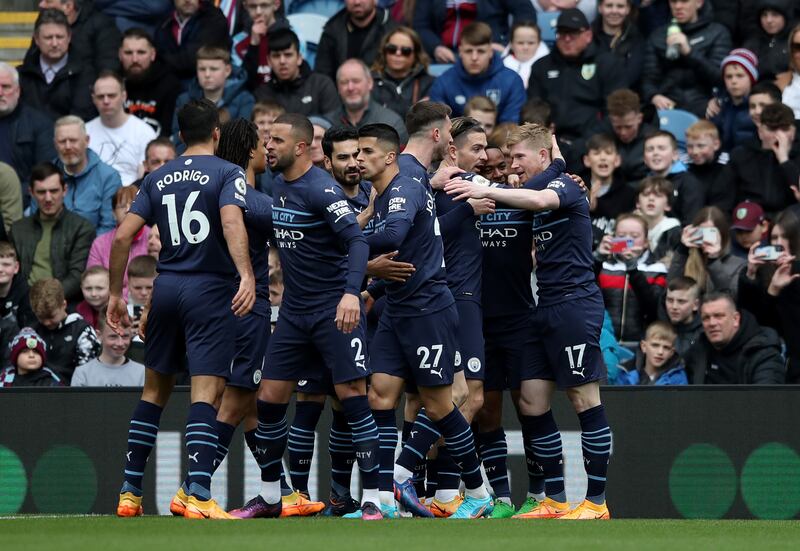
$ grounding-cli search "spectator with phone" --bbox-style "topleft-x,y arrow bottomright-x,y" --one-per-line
595,213 -> 668,342
668,206 -> 746,298
125,255 -> 156,364
738,205 -> 800,382
730,200 -> 770,259
614,321 -> 688,386
635,176 -> 681,264
684,291 -> 785,384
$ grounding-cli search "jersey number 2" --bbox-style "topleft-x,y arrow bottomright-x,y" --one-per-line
162,192 -> 210,246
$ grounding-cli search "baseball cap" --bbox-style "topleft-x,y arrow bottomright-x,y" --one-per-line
730,200 -> 765,231
556,8 -> 590,31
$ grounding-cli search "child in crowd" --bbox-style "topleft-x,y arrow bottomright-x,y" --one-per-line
583,133 -> 636,244
0,241 -> 35,352
1,327 -> 62,387
30,278 -> 100,384
252,100 -> 285,196
503,21 -> 549,88
76,266 -> 109,330
707,48 -> 759,152
661,276 -> 703,358
747,81 -> 781,127
71,315 -> 145,387
615,321 -> 688,385
684,120 -> 730,212
636,177 -> 681,263
464,96 -> 498,136
643,130 -> 704,225
126,255 -> 157,364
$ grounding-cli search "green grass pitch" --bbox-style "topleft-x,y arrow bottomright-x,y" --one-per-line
2,517 -> 800,551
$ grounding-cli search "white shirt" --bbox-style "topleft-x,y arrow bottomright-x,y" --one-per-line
782,72 -> 800,120
40,54 -> 68,85
503,42 -> 550,89
86,115 -> 157,185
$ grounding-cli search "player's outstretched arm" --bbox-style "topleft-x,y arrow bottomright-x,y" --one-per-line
108,212 -> 147,335
445,182 -> 561,212
221,204 -> 256,317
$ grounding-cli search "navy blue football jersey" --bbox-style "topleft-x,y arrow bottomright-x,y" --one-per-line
243,188 -> 273,311
367,173 -> 453,316
130,155 -> 248,276
345,180 -> 374,235
271,166 -> 366,314
398,153 -> 431,190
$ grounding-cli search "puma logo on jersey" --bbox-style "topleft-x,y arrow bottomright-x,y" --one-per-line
279,196 -> 286,207
391,185 -> 402,192
188,452 -> 199,463
430,368 -> 444,379
325,187 -> 337,194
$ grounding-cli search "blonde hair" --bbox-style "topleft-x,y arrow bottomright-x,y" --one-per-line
507,123 -> 551,152
684,207 -> 730,292
685,120 -> 719,141
644,320 -> 677,343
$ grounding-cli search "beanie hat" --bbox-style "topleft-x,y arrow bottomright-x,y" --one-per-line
9,327 -> 47,367
721,48 -> 759,84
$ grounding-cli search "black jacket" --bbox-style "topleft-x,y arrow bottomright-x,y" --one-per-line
688,151 -> 731,211
641,14 -> 732,117
588,175 -> 638,249
0,103 -> 57,188
255,61 -> 339,116
727,141 -> 800,218
684,310 -> 785,384
528,44 -> 626,141
315,7 -> 399,81
742,0 -> 792,81
591,18 -> 645,89
413,0 -> 536,57
665,170 -> 705,225
0,273 -> 36,331
32,313 -> 101,384
124,60 -> 182,137
371,64 -> 435,118
0,366 -> 63,388
611,123 -> 657,183
18,51 -> 97,122
154,1 -> 231,81
23,0 -> 121,74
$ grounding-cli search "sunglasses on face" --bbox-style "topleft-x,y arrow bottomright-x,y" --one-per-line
385,44 -> 414,57
792,42 -> 800,52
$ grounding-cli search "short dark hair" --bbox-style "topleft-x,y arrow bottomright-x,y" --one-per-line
35,8 -> 69,33
701,291 -> 737,311
322,126 -> 359,158
405,101 -> 452,137
760,102 -> 795,129
121,27 -> 155,48
145,136 -> 176,159
274,113 -> 313,144
359,124 -> 400,154
30,162 -> 64,189
606,89 -> 641,117
668,276 -> 699,293
750,81 -> 782,103
460,22 -> 492,46
94,70 -> 125,90
217,118 -> 260,170
127,254 -> 157,279
450,117 -> 485,147
638,176 -> 674,204
521,98 -> 552,127
268,27 -> 301,53
177,99 -> 220,146
586,133 -> 617,153
644,129 -> 678,150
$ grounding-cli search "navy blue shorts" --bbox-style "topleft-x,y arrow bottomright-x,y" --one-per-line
145,272 -> 236,378
370,304 -> 459,388
266,307 -> 369,385
455,299 -> 485,381
482,312 -> 532,391
521,293 -> 607,389
228,299 -> 270,390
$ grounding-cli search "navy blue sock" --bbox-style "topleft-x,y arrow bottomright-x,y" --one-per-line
425,458 -> 437,499
371,409 -> 397,493
255,400 -> 289,483
341,396 -> 380,491
329,409 -> 355,497
433,448 -> 461,492
521,411 -> 565,502
396,409 -> 440,475
121,400 -> 162,494
287,401 -> 323,493
477,429 -> 511,499
244,428 -> 258,461
402,420 -> 425,495
435,407 -> 483,491
579,405 -> 612,505
185,402 -> 219,499
212,421 -> 236,475
520,419 -> 545,496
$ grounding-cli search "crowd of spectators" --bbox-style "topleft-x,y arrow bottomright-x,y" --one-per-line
1,0 -> 799,387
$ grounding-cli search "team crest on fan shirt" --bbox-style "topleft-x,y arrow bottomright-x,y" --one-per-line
486,89 -> 501,106
581,63 -> 596,80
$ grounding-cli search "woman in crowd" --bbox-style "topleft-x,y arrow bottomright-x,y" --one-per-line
592,0 -> 645,88
738,205 -> 800,382
86,185 -> 150,299
370,26 -> 435,117
776,22 -> 800,118
668,206 -> 746,298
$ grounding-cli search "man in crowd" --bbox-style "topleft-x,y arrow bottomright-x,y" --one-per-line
87,72 -> 158,186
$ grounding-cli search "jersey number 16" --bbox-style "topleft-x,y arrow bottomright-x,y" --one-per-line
162,192 -> 210,246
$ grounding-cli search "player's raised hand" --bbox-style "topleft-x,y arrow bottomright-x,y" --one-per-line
430,165 -> 463,190
445,180 -> 488,201
468,197 -> 495,215
335,292 -> 361,333
368,251 -> 416,282
107,295 -> 131,336
551,134 -> 564,163
232,275 -> 256,317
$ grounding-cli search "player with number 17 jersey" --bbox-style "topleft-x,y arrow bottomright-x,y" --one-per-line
128,155 -> 248,377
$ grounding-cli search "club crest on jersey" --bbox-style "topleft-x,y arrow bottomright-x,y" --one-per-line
581,63 -> 596,80
455,95 -> 466,105
253,369 -> 262,385
235,177 -> 247,195
298,379 -> 308,387
486,89 -> 501,106
467,357 -> 481,373
455,351 -> 462,367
